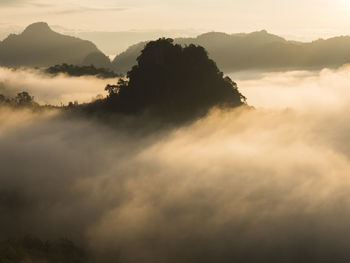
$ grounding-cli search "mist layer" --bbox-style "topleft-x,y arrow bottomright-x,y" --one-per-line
1,67 -> 350,262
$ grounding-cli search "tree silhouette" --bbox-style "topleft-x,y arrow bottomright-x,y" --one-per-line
105,38 -> 245,119
46,63 -> 118,79
0,236 -> 86,263
0,92 -> 41,108
15,92 -> 34,105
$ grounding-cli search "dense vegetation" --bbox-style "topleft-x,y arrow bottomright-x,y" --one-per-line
0,237 -> 85,263
0,92 -> 39,108
94,38 -> 245,120
46,64 -> 119,79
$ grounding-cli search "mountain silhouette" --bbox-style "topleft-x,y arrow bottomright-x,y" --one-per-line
112,30 -> 350,73
93,38 -> 245,121
0,22 -> 111,68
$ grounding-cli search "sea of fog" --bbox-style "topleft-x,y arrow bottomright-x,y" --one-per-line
0,67 -> 110,105
1,65 -> 350,262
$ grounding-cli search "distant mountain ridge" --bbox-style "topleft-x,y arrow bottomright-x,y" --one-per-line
0,22 -> 111,68
3,23 -> 350,74
112,30 -> 350,73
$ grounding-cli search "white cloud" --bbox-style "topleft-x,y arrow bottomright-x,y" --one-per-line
0,67 -> 110,105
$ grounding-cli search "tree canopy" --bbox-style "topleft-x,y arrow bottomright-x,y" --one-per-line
46,64 -> 118,79
104,38 -> 245,119
0,92 -> 38,108
0,237 -> 86,263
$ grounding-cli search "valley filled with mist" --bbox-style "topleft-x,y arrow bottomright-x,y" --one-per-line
2,16 -> 350,263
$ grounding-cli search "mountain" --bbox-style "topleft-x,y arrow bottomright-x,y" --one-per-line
0,22 -> 111,68
111,41 -> 148,74
89,38 -> 245,121
112,30 -> 350,73
76,29 -> 199,55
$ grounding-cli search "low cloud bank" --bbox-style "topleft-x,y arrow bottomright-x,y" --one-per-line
1,67 -> 350,262
0,67 -> 111,105
235,64 -> 350,110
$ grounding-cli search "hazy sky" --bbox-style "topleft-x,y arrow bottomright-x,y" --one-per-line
1,0 -> 350,40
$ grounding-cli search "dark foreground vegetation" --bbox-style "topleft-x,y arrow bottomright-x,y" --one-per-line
0,237 -> 86,263
46,64 -> 119,79
0,92 -> 39,108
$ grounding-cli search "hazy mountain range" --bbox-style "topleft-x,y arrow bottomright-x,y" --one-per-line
0,22 -> 111,68
112,30 -> 350,73
76,29 -> 199,55
2,22 -> 350,74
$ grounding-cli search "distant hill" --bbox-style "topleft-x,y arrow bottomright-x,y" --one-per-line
111,41 -> 148,74
112,30 -> 350,73
46,63 -> 119,79
0,22 -> 112,68
76,30 -> 199,55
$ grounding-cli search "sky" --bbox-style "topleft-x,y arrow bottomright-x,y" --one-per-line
1,0 -> 350,40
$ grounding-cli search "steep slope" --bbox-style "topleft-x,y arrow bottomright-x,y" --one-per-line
0,22 -> 111,68
112,31 -> 350,73
111,41 -> 148,73
92,38 -> 245,121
